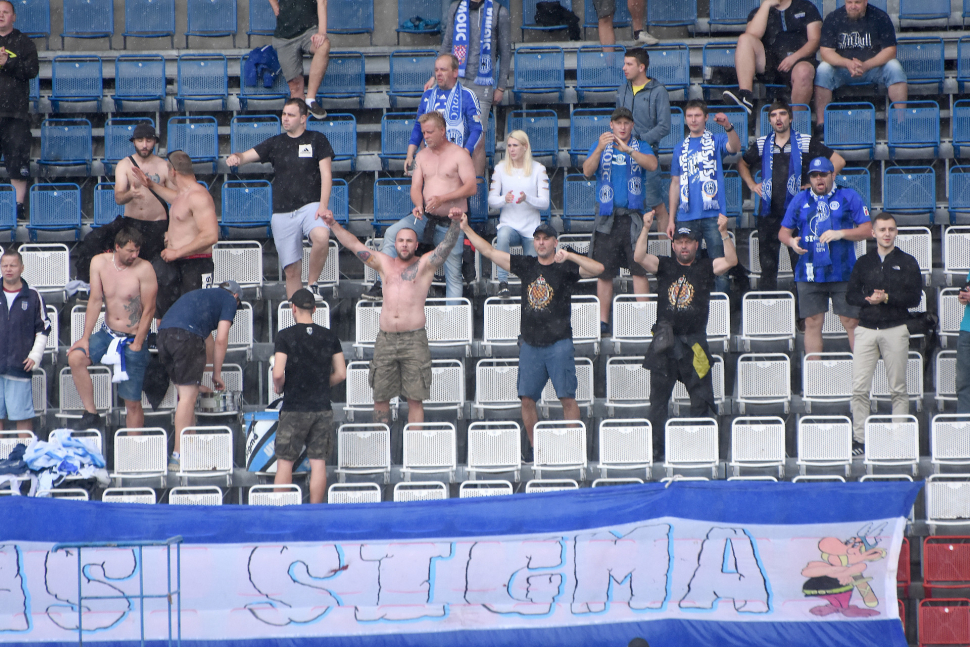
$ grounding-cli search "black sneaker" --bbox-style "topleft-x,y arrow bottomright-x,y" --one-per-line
522,444 -> 534,465
308,102 -> 327,119
497,282 -> 511,298
813,122 -> 825,141
361,281 -> 383,301
852,441 -> 865,457
722,89 -> 754,115
600,321 -> 610,336
76,411 -> 102,431
16,202 -> 25,221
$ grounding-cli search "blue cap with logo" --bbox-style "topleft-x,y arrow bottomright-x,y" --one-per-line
808,157 -> 834,174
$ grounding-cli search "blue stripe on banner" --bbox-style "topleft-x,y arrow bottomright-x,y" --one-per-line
0,482 -> 923,544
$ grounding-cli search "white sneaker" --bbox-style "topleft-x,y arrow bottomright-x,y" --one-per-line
635,30 -> 659,45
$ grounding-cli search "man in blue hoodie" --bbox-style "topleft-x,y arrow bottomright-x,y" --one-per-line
0,248 -> 49,433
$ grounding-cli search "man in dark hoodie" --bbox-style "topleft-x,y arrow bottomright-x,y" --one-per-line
0,0 -> 38,221
616,48 -> 671,237
0,249 -> 49,434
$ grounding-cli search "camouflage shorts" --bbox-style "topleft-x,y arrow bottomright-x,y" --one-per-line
275,410 -> 334,461
369,328 -> 432,403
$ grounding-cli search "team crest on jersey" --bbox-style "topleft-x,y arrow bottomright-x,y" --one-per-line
829,201 -> 840,211
21,301 -> 27,310
668,276 -> 694,310
306,326 -> 313,335
527,275 -> 553,311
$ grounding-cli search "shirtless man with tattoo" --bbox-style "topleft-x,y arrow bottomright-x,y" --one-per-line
364,111 -> 476,301
131,151 -> 219,320
112,124 -> 175,262
68,228 -> 157,430
323,208 -> 462,429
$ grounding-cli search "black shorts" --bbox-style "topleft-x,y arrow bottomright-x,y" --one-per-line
761,54 -> 818,87
590,214 -> 647,278
121,217 -> 169,262
152,255 -> 215,319
156,328 -> 208,386
0,118 -> 31,182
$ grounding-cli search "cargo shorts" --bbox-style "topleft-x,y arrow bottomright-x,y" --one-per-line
369,328 -> 433,403
275,410 -> 334,461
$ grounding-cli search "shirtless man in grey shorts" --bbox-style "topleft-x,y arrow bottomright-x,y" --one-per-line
322,210 -> 462,429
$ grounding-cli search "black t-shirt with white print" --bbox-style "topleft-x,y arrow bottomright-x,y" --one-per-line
253,130 -> 334,213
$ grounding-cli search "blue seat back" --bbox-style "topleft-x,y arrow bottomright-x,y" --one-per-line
486,112 -> 496,159
569,108 -> 613,155
52,56 -> 102,100
115,55 -> 166,101
177,54 -> 228,99
104,118 -> 155,164
702,42 -> 737,78
896,38 -> 945,87
29,184 -> 81,229
648,0 -> 696,25
389,50 -> 437,96
506,110 -> 558,158
14,0 -> 50,36
898,0 -> 949,19
187,0 -> 237,35
759,104 -> 811,137
330,178 -> 349,224
317,54 -> 365,99
328,0 -> 374,34
124,0 -> 175,35
0,185 -> 16,231
657,106 -> 684,154
40,119 -> 92,164
469,177 -> 489,224
373,179 -> 413,227
514,46 -> 566,92
949,167 -> 970,213
887,100 -> 940,148
564,174 -> 596,220
724,170 -> 742,217
709,0 -> 759,25
247,0 -> 275,35
576,46 -> 626,92
883,167 -> 936,213
646,44 -> 690,92
836,168 -> 871,210
398,0 -> 442,33
381,113 -> 416,159
307,114 -> 357,162
222,180 -> 272,227
230,115 -> 280,154
62,0 -> 113,36
955,100 -> 970,154
239,54 -> 288,102
94,183 -> 123,227
167,116 -> 219,163
823,103 -> 875,153
960,38 -> 970,86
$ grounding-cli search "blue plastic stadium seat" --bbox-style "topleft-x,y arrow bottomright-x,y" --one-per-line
112,55 -> 166,111
229,115 -> 280,158
836,167 -> 871,211
955,100 -> 970,158
29,76 -> 39,112
330,178 -> 349,224
61,0 -> 113,48
238,52 -> 288,111
645,44 -> 690,96
469,177 -> 489,224
246,0 -> 275,46
887,100 -> 939,157
521,0 -> 571,38
123,0 -> 175,48
316,53 -> 365,109
397,0 -> 442,44
328,0 -> 374,43
103,118 -> 154,173
388,50 -> 436,108
176,54 -> 228,111
513,46 -> 565,103
373,178 -> 413,234
0,185 -> 18,236
27,184 -> 82,241
576,46 -> 626,102
899,0 -> 949,20
958,38 -> 970,93
563,174 -> 596,233
823,102 -> 876,159
724,170 -> 742,218
50,56 -> 102,112
506,110 -> 558,165
39,118 -> 92,175
896,38 -> 944,94
14,0 -> 50,48
710,0 -> 759,26
657,106 -> 684,155
700,42 -> 738,100
379,113 -> 416,171
221,180 -> 272,237
306,113 -> 357,171
186,0 -> 237,47
647,0 -> 696,26
167,116 -> 219,174
485,112 -> 496,166
569,108 -> 612,167
883,166 -> 936,219
706,106 -> 748,152
948,167 -> 970,225
759,103 -> 810,137
93,182 -> 123,228
583,0 -> 631,32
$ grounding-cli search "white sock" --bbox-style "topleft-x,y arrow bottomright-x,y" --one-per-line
172,451 -> 180,459
306,97 -> 316,106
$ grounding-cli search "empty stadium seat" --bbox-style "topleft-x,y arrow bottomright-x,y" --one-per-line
388,49 -> 436,107
102,487 -> 156,504
645,43 -> 690,95
525,479 -> 579,493
220,181 -> 271,237
533,420 -> 587,481
170,485 -> 223,505
111,55 -> 166,112
939,288 -> 962,348
61,0 -> 112,47
474,358 -> 519,417
230,115 -> 280,156
249,484 -> 301,506
50,56 -> 102,112
460,480 -> 514,497
598,418 -> 652,480
14,0 -> 50,47
396,0 -> 442,43
328,483 -> 382,504
379,113 -> 415,171
888,101 -> 940,157
402,422 -> 457,482
123,0 -> 175,48
824,103 -> 876,159
576,45 -> 625,102
466,421 -> 522,482
709,0 -> 759,26
307,113 -> 358,170
729,416 -> 785,478
178,425 -> 233,484
796,415 -> 852,476
569,108 -> 612,167
237,52 -> 288,111
0,185 -> 17,237
110,427 -> 167,485
896,38 -> 945,93
185,0 -> 236,47
39,118 -> 92,175
894,226 -> 933,283
883,166 -> 936,224
944,226 -> 970,285
167,116 -> 218,173
955,100 -> 970,160
38,489 -> 89,500
93,182 -> 123,228
562,173 -> 596,232
899,0 -> 949,21
931,414 -> 970,473
103,117 -> 154,173
664,418 -> 719,479
738,291 -> 796,351
329,178 -> 349,224
372,176 -> 412,232
26,185 -> 81,241
176,54 -> 228,111
736,353 -> 791,414
506,110 -> 558,163
835,166 -> 871,210
923,537 -> 970,598
213,240 -> 263,291
328,0 -> 373,41
802,353 -> 854,413
647,0 -> 696,26
936,350 -> 957,411
246,0 -> 275,46
949,168 -> 970,225
335,423 -> 392,484
469,176 -> 490,224
605,356 -> 649,414
864,415 -> 920,476
394,481 -> 449,501
316,53 -> 366,108
926,476 -> 970,535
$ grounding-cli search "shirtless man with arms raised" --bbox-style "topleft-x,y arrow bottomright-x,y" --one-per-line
323,209 -> 462,429
112,124 -> 174,262
68,228 -> 157,430
131,151 -> 219,320
364,111 -> 476,301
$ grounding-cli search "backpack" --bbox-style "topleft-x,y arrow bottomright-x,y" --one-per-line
243,45 -> 282,89
534,1 -> 581,40
244,400 -> 310,474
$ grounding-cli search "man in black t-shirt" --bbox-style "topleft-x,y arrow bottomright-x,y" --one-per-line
739,100 -> 844,291
724,0 -> 822,114
272,288 -> 346,504
460,218 -> 604,460
270,0 -> 330,118
814,0 -> 907,131
634,218 -> 737,460
227,98 -> 335,299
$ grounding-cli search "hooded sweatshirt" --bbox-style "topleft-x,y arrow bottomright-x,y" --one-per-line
0,28 -> 39,120
616,78 -> 671,150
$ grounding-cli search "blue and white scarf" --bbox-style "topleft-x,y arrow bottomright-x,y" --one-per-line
427,84 -> 467,148
452,0 -> 495,87
678,131 -> 719,213
801,185 -> 838,281
596,139 -> 644,216
759,131 -> 804,217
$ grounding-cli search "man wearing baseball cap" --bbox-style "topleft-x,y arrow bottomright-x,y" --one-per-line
272,288 -> 345,503
634,213 -> 737,460
156,281 -> 241,472
779,156 -> 872,357
460,215 -> 604,462
581,106 -> 658,336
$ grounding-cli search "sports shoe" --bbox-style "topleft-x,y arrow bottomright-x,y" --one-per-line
722,89 -> 754,116
16,202 -> 25,221
634,30 -> 659,45
521,444 -> 534,465
168,454 -> 180,472
307,101 -> 328,119
497,282 -> 511,298
851,441 -> 865,457
361,281 -> 383,301
600,321 -> 610,336
76,411 -> 102,430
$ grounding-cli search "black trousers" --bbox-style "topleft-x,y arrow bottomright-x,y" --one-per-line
647,341 -> 716,459
757,215 -> 798,292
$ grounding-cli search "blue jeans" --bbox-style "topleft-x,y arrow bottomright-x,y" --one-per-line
518,338 -> 578,402
957,331 -> 970,414
815,59 -> 907,91
694,216 -> 730,294
381,215 -> 464,300
495,227 -> 537,282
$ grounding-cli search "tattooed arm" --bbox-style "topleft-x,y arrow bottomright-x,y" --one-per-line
425,218 -> 462,272
129,262 -> 157,352
322,214 -> 385,274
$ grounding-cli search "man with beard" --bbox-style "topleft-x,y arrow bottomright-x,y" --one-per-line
634,215 -> 737,460
68,228 -> 157,430
112,124 -> 175,262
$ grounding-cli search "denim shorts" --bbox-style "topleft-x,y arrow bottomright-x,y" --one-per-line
518,338 -> 578,402
796,280 -> 860,320
0,375 -> 34,421
814,59 -> 907,91
87,328 -> 151,402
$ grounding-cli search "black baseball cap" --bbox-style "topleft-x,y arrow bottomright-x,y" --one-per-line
672,224 -> 701,241
129,123 -> 158,141
290,288 -> 316,310
533,222 -> 559,239
611,107 -> 635,122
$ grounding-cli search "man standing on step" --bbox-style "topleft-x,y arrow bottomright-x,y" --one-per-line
113,124 -> 175,263
0,0 -> 38,221
227,98 -> 335,299
68,229 -> 157,431
269,0 -> 330,118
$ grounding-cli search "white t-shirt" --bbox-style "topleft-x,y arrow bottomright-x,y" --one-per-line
3,288 -> 17,311
488,162 -> 551,237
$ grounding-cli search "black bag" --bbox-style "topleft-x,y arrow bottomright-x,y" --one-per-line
534,1 -> 581,40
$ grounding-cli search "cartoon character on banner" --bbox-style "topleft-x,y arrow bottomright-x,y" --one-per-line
800,523 -> 887,617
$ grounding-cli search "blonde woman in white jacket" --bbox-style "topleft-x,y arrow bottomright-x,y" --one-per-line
487,130 -> 551,297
